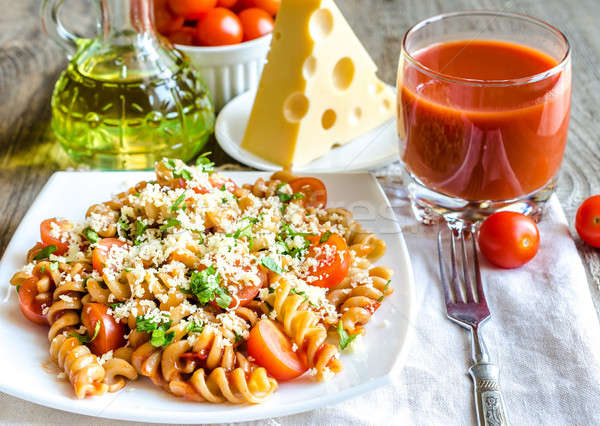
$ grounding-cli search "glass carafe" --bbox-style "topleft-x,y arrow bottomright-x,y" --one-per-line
41,0 -> 215,169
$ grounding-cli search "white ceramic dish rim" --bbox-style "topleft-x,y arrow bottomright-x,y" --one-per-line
0,171 -> 416,424
175,33 -> 272,53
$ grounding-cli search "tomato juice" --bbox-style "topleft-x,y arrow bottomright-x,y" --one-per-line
399,39 -> 571,201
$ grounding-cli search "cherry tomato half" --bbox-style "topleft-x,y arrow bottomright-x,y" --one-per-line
82,303 -> 127,356
305,233 -> 351,288
196,8 -> 243,46
40,218 -> 70,255
289,177 -> 327,209
238,8 -> 274,41
478,211 -> 540,269
17,277 -> 51,326
576,195 -> 600,248
154,0 -> 184,35
245,0 -> 280,16
247,319 -> 307,381
168,26 -> 197,45
168,0 -> 217,20
92,238 -> 128,275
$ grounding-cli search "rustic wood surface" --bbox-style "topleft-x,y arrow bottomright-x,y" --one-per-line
0,0 -> 599,311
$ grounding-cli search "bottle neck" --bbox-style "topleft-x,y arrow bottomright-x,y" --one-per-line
100,0 -> 156,42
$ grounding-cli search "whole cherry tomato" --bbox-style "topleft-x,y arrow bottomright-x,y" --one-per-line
168,0 -> 217,20
478,212 -> 540,269
168,26 -> 197,45
217,0 -> 238,7
196,8 -> 243,46
575,195 -> 600,248
245,0 -> 280,16
238,8 -> 274,41
154,0 -> 184,35
247,319 -> 307,380
82,303 -> 127,356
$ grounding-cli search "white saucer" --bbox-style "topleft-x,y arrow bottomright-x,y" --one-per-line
215,90 -> 399,172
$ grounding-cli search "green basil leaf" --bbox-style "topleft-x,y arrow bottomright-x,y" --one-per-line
336,320 -> 358,350
320,231 -> 332,244
90,320 -> 101,342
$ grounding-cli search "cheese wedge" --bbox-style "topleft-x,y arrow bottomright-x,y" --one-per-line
241,0 -> 395,168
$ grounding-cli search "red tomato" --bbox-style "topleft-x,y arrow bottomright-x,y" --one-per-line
154,0 -> 185,34
478,211 -> 540,269
247,319 -> 307,380
82,303 -> 127,356
289,177 -> 327,208
245,0 -> 280,16
210,265 -> 267,309
168,26 -> 197,45
196,8 -> 243,46
40,218 -> 70,255
17,277 -> 51,326
92,238 -> 128,275
238,8 -> 274,41
168,0 -> 217,20
305,233 -> 351,288
576,195 -> 600,248
217,0 -> 238,7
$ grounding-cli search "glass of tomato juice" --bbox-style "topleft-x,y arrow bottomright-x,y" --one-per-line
397,11 -> 571,223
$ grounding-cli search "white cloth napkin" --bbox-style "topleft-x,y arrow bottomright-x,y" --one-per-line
2,187 -> 599,425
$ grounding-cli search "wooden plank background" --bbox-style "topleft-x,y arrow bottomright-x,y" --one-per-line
0,0 -> 599,314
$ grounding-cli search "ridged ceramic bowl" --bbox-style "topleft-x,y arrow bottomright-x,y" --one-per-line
176,34 -> 272,111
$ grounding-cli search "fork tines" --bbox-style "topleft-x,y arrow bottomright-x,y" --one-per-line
437,226 -> 488,314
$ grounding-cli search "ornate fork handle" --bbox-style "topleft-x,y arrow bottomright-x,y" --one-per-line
469,361 -> 509,426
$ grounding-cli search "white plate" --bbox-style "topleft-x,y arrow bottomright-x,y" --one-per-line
0,171 -> 415,424
215,90 -> 400,172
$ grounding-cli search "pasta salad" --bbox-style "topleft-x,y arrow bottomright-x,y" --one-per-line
10,158 -> 393,403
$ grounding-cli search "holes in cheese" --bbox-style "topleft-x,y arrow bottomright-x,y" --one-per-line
284,93 -> 310,122
309,9 -> 334,41
332,57 -> 355,91
321,109 -> 337,130
349,107 -> 362,126
382,98 -> 392,113
303,56 -> 317,79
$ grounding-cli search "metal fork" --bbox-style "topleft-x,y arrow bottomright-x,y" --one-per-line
437,224 -> 509,426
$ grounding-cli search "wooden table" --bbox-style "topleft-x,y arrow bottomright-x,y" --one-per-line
1,0 -> 599,317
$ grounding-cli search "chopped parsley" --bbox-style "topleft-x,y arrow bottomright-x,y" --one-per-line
234,332 -> 243,343
15,285 -> 20,293
377,280 -> 391,303
160,217 -> 181,231
320,231 -> 332,244
171,193 -> 186,212
34,245 -> 57,260
336,320 -> 358,350
196,152 -> 214,173
134,219 -> 147,245
188,266 -> 232,309
40,265 -> 45,274
275,183 -> 305,203
261,257 -> 284,275
136,316 -> 174,347
220,184 -> 226,191
82,227 -> 100,244
290,288 -> 308,302
185,319 -> 204,333
174,168 -> 192,181
109,302 -> 123,310
69,320 -> 101,344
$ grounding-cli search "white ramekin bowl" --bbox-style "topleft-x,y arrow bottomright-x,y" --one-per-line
176,34 -> 272,111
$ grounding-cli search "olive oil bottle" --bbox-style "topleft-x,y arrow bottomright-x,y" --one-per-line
43,0 -> 214,169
